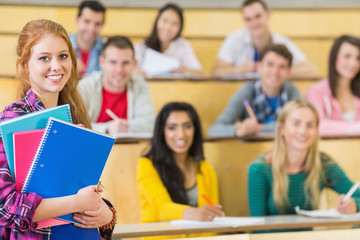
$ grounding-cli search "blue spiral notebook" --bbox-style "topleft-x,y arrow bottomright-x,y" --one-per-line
0,104 -> 72,180
22,117 -> 115,223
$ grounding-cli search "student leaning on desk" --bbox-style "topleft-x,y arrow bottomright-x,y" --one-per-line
248,100 -> 360,218
208,44 -> 301,137
212,0 -> 318,79
134,3 -> 203,76
0,19 -> 115,239
137,102 -> 224,239
306,35 -> 360,135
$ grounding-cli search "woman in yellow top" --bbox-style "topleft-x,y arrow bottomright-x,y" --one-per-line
137,102 -> 224,239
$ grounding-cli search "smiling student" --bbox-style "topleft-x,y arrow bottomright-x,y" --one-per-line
208,44 -> 301,137
306,35 -> 360,135
212,0 -> 318,79
248,100 -> 360,217
137,102 -> 224,239
134,3 -> 203,76
78,35 -> 155,135
0,19 -> 115,239
69,0 -> 106,77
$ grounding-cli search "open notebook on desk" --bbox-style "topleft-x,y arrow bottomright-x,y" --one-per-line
171,216 -> 265,228
295,206 -> 360,218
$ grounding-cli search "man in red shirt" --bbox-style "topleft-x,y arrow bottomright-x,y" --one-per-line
78,36 -> 156,135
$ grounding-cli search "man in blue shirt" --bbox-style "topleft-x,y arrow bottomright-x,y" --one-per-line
69,0 -> 106,77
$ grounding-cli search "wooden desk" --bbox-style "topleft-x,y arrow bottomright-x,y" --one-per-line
112,214 -> 360,238
182,228 -> 360,240
101,137 -> 360,225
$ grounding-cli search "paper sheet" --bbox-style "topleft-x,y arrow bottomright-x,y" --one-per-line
142,48 -> 180,77
295,206 -> 360,218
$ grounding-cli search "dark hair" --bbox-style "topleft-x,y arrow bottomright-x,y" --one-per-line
78,0 -> 106,22
260,44 -> 293,67
242,0 -> 268,10
102,35 -> 135,57
144,102 -> 204,205
329,35 -> 360,98
145,3 -> 184,52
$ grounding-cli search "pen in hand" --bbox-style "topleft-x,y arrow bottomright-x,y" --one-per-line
342,181 -> 360,203
106,109 -> 119,121
202,194 -> 215,207
95,179 -> 104,193
243,100 -> 258,123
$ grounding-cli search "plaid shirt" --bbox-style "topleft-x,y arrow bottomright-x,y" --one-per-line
0,89 -> 113,239
253,79 -> 289,123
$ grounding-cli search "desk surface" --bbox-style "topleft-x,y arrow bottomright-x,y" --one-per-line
113,214 -> 360,238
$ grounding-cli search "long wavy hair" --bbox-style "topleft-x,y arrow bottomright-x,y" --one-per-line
16,19 -> 91,128
328,35 -> 360,98
145,3 -> 184,52
144,102 -> 204,204
271,100 -> 323,212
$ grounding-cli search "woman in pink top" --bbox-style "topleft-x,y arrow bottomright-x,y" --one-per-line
306,35 -> 360,135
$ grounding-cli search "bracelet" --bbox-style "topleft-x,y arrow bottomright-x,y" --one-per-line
100,207 -> 117,230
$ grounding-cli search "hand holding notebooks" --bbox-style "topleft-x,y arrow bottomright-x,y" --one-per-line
22,117 -> 115,223
13,129 -> 69,229
0,104 -> 72,179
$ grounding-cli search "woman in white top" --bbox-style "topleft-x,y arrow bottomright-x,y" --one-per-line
134,3 -> 203,76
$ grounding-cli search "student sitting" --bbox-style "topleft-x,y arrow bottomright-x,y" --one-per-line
134,3 -> 203,76
78,36 -> 155,135
69,0 -> 106,77
212,0 -> 318,79
248,100 -> 360,217
306,35 -> 360,135
208,44 -> 301,137
137,102 -> 224,239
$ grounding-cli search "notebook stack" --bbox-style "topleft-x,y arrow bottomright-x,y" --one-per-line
0,105 -> 115,228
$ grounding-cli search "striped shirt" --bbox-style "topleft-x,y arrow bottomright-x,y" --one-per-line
135,37 -> 203,71
0,89 -> 113,239
248,152 -> 360,216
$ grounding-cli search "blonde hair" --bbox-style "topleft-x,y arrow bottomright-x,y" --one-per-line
271,100 -> 322,212
16,19 -> 91,128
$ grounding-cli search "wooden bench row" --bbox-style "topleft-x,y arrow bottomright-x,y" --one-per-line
0,6 -> 358,75
0,77 -> 317,136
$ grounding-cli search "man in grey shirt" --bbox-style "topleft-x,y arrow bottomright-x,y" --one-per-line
208,44 -> 301,137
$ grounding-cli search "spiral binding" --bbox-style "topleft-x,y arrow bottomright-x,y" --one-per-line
21,118 -> 54,193
66,107 -> 73,123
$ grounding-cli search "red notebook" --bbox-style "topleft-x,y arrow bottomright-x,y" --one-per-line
13,129 -> 69,229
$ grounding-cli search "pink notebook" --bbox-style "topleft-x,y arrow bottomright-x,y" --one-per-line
13,129 -> 69,229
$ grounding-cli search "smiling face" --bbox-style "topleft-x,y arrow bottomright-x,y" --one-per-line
259,51 -> 291,93
164,111 -> 195,156
156,9 -> 181,46
100,46 -> 136,93
26,34 -> 72,99
76,7 -> 104,46
281,107 -> 318,154
242,2 -> 269,38
335,41 -> 360,82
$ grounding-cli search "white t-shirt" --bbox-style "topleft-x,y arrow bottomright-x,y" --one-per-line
217,28 -> 306,66
135,37 -> 203,70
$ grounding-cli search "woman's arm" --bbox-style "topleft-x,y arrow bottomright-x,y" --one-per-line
137,158 -> 188,221
248,160 -> 270,216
